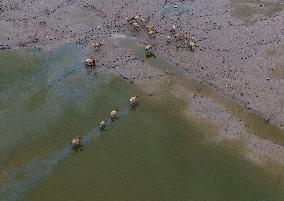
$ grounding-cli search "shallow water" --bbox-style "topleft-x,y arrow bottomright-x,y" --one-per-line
231,0 -> 284,24
0,45 -> 137,179
1,44 -> 284,201
269,65 -> 284,80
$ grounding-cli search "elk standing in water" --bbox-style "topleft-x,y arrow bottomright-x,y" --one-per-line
85,58 -> 96,67
70,135 -> 83,150
99,119 -> 107,130
145,44 -> 154,56
110,108 -> 119,120
129,96 -> 139,109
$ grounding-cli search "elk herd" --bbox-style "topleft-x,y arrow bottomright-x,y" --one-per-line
126,15 -> 197,55
84,15 -> 197,69
77,15 -> 196,150
70,96 -> 139,150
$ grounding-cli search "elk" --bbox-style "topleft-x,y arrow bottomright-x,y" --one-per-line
85,58 -> 96,67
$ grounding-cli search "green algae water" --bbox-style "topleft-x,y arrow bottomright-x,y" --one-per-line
1,46 -> 284,201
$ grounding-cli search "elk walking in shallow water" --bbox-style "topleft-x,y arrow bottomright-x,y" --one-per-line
99,119 -> 107,130
110,108 -> 119,120
129,96 -> 139,109
145,44 -> 153,56
70,135 -> 83,150
85,58 -> 96,67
